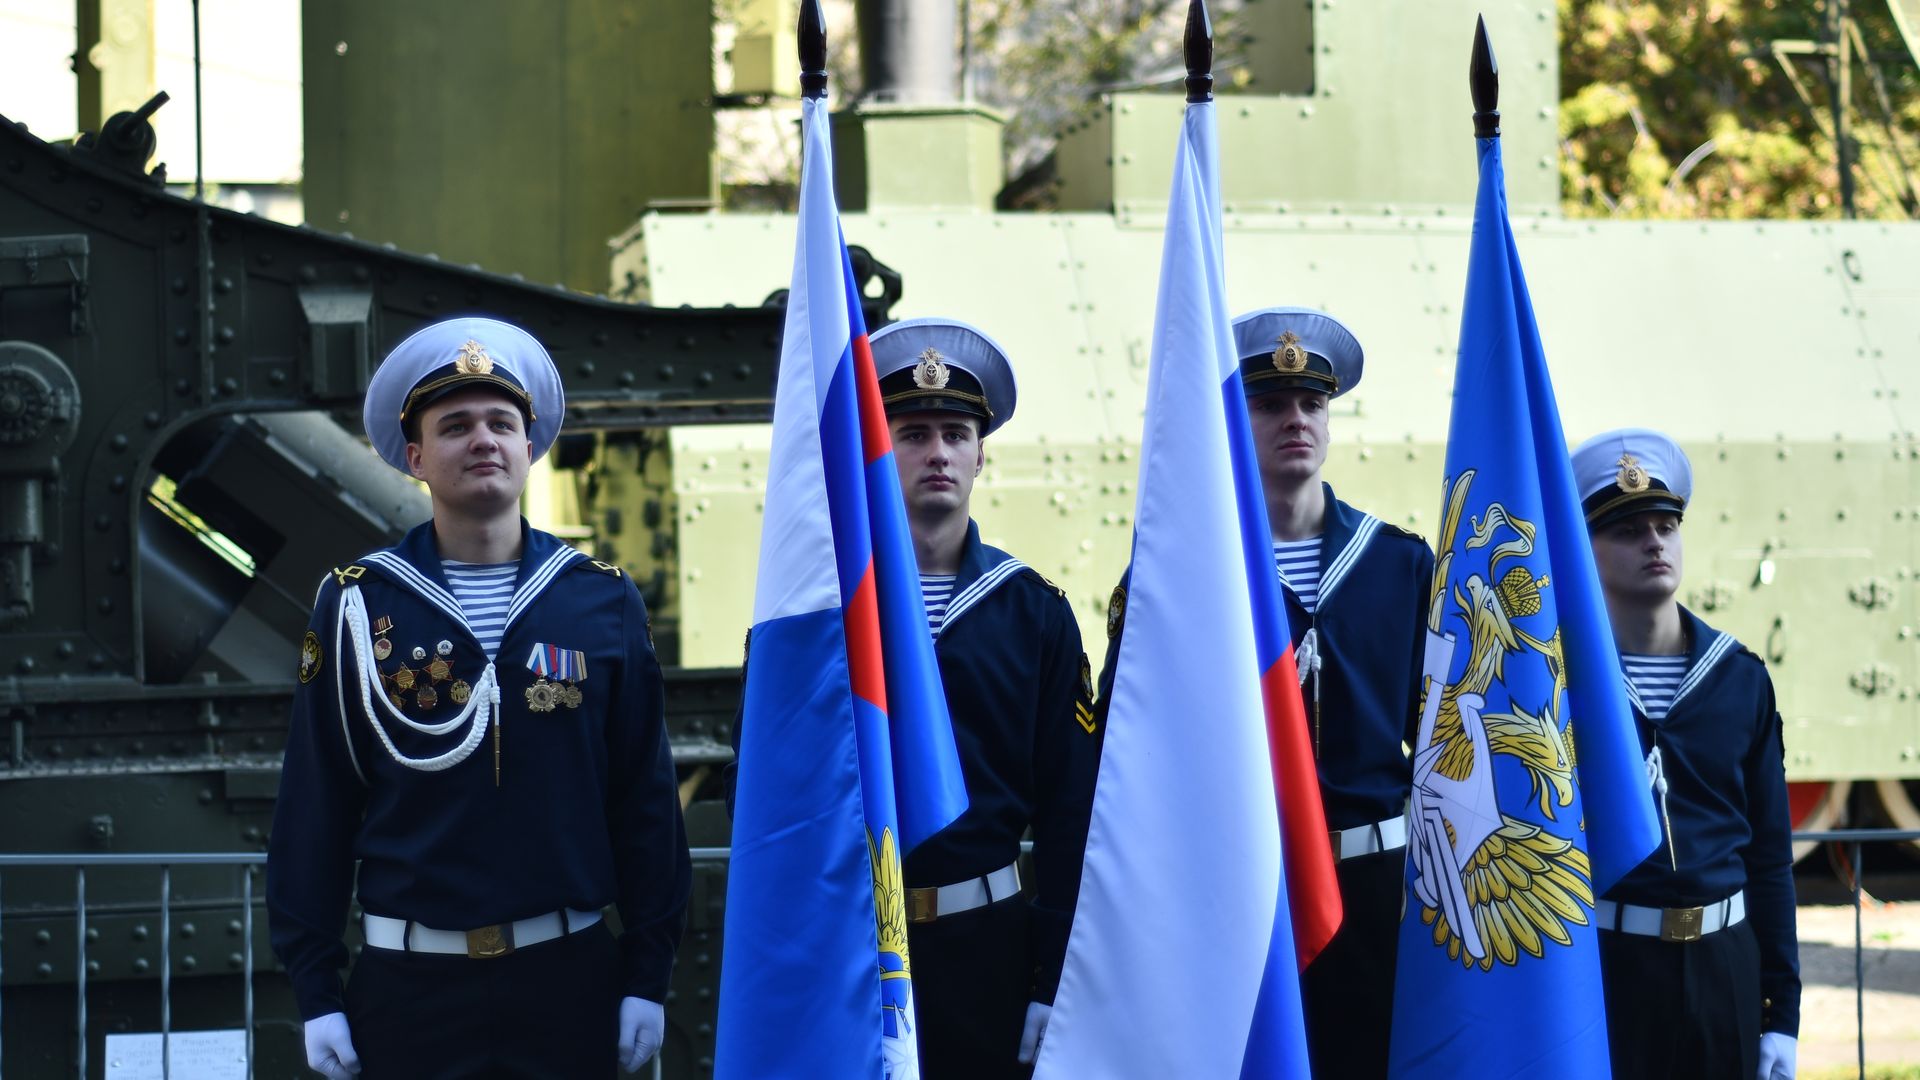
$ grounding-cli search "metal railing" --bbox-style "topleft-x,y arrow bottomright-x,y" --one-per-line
0,852 -> 264,1080
1,835 -> 1913,1079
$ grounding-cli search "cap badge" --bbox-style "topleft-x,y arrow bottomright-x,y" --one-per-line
455,339 -> 495,376
1272,331 -> 1310,374
913,347 -> 951,390
1616,453 -> 1651,494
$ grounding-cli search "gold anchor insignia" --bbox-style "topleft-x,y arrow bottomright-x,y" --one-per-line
912,347 -> 952,390
1272,331 -> 1310,374
590,560 -> 625,578
1616,452 -> 1651,494
331,565 -> 366,587
455,339 -> 495,376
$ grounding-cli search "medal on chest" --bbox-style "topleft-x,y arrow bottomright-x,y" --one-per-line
525,643 -> 588,713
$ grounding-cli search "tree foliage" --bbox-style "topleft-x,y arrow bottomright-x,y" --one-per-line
1559,0 -> 1920,218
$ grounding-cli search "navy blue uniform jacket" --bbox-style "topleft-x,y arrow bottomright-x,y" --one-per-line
267,521 -> 691,1020
1606,607 -> 1800,1036
1098,484 -> 1432,831
726,521 -> 1099,1003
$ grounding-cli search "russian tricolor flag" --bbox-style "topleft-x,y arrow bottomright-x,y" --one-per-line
715,94 -> 969,1080
1035,60 -> 1324,1080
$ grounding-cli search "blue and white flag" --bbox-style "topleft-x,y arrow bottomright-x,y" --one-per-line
1388,126 -> 1662,1078
1035,90 -> 1309,1080
715,93 -> 969,1080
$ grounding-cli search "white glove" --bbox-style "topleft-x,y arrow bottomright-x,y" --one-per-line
1757,1032 -> 1796,1080
618,996 -> 666,1073
1016,1001 -> 1052,1065
303,1012 -> 361,1079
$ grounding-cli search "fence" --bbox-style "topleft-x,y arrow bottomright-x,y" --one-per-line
1,836 -> 1914,1079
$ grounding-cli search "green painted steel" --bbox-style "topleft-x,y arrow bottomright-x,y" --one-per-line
639,206 -> 1920,783
1055,2 -> 1561,218
300,0 -> 715,294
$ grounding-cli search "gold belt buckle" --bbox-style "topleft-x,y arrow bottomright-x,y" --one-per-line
906,887 -> 938,925
1659,906 -> 1704,943
466,923 -> 515,958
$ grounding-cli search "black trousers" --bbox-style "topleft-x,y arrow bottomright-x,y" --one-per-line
1600,918 -> 1761,1080
908,894 -> 1034,1080
1300,847 -> 1404,1080
345,921 -> 621,1079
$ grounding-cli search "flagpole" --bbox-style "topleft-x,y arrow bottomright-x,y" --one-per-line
799,0 -> 828,99
1184,0 -> 1212,103
1470,15 -> 1499,138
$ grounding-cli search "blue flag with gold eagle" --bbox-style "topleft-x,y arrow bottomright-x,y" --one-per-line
1387,132 -> 1661,1076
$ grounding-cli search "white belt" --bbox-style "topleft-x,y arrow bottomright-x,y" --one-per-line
1597,890 -> 1745,943
1332,815 -> 1408,861
906,862 -> 1021,924
363,908 -> 602,959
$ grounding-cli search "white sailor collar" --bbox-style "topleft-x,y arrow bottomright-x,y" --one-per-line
1313,483 -> 1386,609
350,519 -> 588,651
934,520 -> 1030,640
1619,606 -> 1738,721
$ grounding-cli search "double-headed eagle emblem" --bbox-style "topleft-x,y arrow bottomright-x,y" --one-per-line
1407,469 -> 1595,971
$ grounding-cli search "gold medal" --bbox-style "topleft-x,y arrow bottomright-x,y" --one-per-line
450,679 -> 471,705
426,658 -> 452,683
392,665 -> 417,691
374,638 -> 393,661
560,683 -> 583,709
525,678 -> 559,713
415,685 -> 438,709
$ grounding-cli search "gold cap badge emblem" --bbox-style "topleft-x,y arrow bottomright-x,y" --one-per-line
1272,331 -> 1310,374
456,340 -> 495,376
1616,453 -> 1650,494
913,347 -> 951,390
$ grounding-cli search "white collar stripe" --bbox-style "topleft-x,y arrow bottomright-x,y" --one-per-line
937,558 -> 1027,640
1669,632 -> 1734,714
1318,515 -> 1381,606
362,552 -> 469,630
504,548 -> 586,633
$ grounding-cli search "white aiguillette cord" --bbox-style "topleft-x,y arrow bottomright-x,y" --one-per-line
340,585 -> 499,772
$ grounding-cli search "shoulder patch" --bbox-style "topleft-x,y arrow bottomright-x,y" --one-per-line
587,559 -> 626,578
331,564 -> 367,587
298,630 -> 323,683
1107,584 -> 1126,640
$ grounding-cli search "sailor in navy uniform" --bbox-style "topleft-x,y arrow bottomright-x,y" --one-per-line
1573,429 -> 1799,1080
724,317 -> 1100,1078
1096,306 -> 1431,1079
267,317 -> 691,1078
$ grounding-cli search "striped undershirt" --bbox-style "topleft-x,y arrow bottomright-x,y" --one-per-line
443,560 -> 518,659
1622,653 -> 1690,720
1272,537 -> 1323,614
921,574 -> 957,635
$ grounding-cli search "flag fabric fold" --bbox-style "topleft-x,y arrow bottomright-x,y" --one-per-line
1387,133 -> 1662,1078
1034,97 -> 1309,1080
716,94 -> 969,1080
